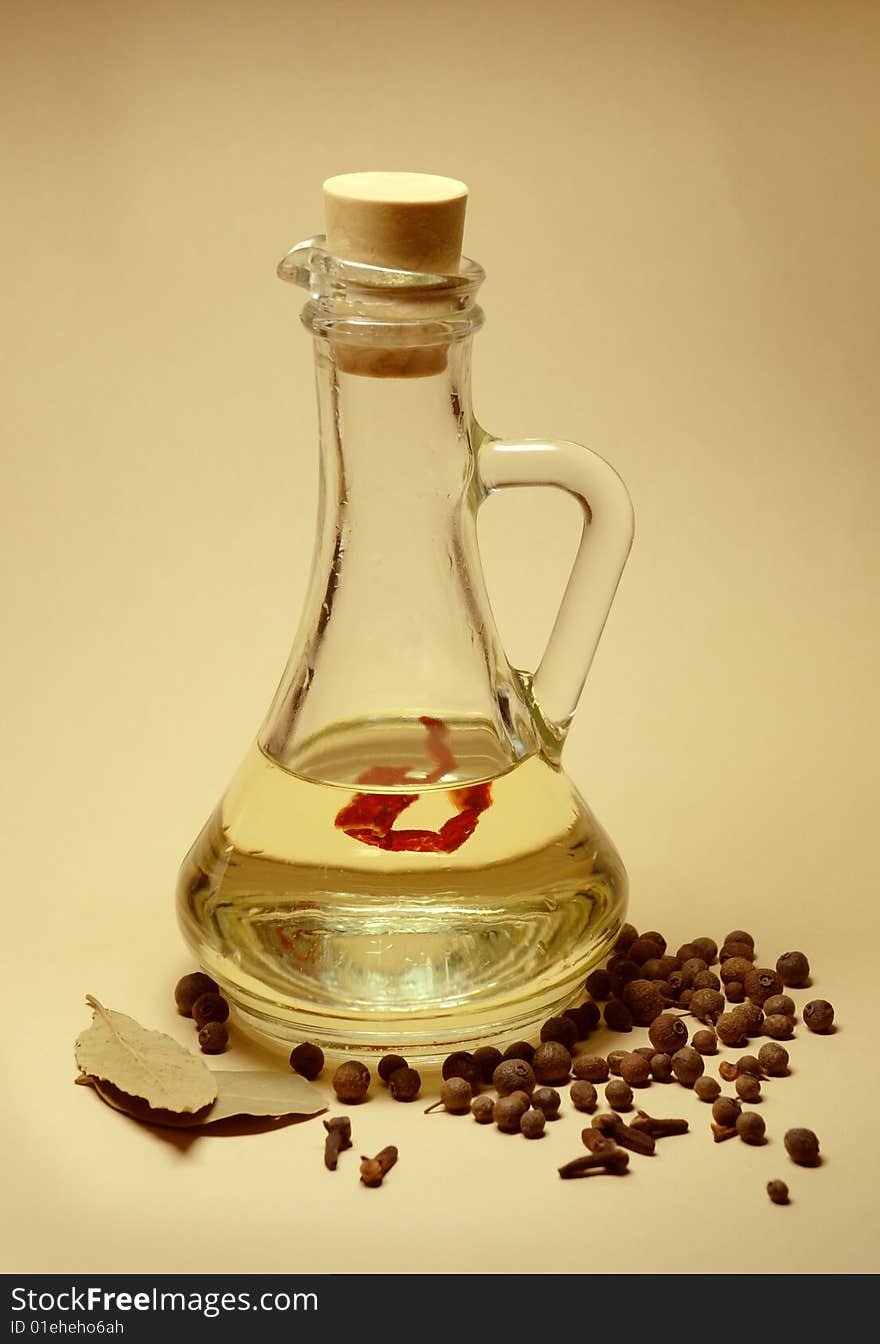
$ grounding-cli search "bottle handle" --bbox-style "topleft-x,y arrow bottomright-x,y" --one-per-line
477,435 -> 634,746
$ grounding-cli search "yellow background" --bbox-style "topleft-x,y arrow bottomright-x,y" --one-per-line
2,0 -> 878,1273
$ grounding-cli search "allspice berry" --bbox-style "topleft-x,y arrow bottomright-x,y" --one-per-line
532,1041 -> 572,1085
619,1053 -> 651,1087
767,1179 -> 790,1205
763,994 -> 795,1019
175,972 -> 220,1017
758,1041 -> 789,1076
743,966 -> 783,1007
672,1046 -> 704,1087
472,1046 -> 503,1083
725,981 -> 745,1003
692,1028 -> 717,1056
571,1054 -> 609,1083
650,1053 -> 673,1082
621,978 -> 665,1026
784,1127 -> 820,1165
540,1015 -> 579,1051
388,1067 -> 421,1102
735,1074 -> 761,1103
648,1012 -> 689,1055
378,1054 -> 408,1083
615,923 -> 639,951
197,1021 -> 228,1054
603,999 -> 633,1032
442,1051 -> 482,1090
736,1111 -> 766,1145
692,970 -> 721,991
332,1060 -> 371,1104
694,1075 -> 721,1102
715,1011 -> 748,1048
720,956 -> 754,986
720,940 -> 756,963
471,1094 -> 495,1124
606,1050 -> 627,1075
532,1086 -> 562,1118
763,1013 -> 794,1041
803,999 -> 834,1033
494,1093 -> 529,1133
289,1041 -> 324,1080
502,1040 -> 536,1063
776,950 -> 810,988
585,968 -> 611,1000
570,1080 -> 598,1113
628,937 -> 665,966
692,937 -> 718,964
520,1107 -> 546,1139
733,1001 -> 764,1036
493,1059 -> 536,1097
605,1079 -> 634,1112
689,988 -> 725,1023
438,1077 -> 472,1114
712,1096 -> 741,1127
191,992 -> 230,1029
724,929 -> 755,948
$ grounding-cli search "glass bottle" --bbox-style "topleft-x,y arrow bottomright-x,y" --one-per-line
176,175 -> 635,1057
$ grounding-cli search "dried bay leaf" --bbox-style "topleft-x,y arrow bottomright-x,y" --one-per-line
86,1070 -> 325,1128
75,995 -> 217,1114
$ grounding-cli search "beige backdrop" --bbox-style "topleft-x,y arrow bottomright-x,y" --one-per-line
2,0 -> 878,1274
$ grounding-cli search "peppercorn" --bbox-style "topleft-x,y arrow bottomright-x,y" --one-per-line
532,1041 -> 572,1085
622,978 -> 665,1026
606,1050 -> 627,1075
650,1053 -> 673,1082
736,1074 -> 761,1103
540,1015 -> 578,1051
694,1076 -> 721,1102
803,999 -> 835,1033
332,1060 -> 371,1104
785,1127 -> 820,1165
725,981 -> 745,1003
572,1054 -> 609,1083
603,999 -> 633,1032
289,1042 -> 324,1081
763,994 -> 795,1019
672,1046 -> 704,1087
605,1079 -> 634,1112
619,1053 -> 651,1087
692,1028 -> 717,1055
629,937 -> 665,966
692,970 -> 721,991
472,1046 -> 503,1084
720,940 -> 757,965
712,1096 -> 741,1127
767,1179 -> 789,1205
493,1058 -> 536,1097
744,966 -> 783,1006
616,923 -> 639,951
471,1094 -> 495,1124
570,1080 -> 598,1113
520,1107 -> 546,1139
724,929 -> 754,948
720,956 -> 753,986
442,1051 -> 482,1090
585,968 -> 611,1000
690,988 -> 726,1023
191,992 -> 230,1029
692,937 -> 718,965
502,1040 -> 536,1063
532,1086 -> 562,1118
388,1067 -> 421,1102
733,1001 -> 764,1036
763,1013 -> 794,1041
641,930 -> 668,953
494,1093 -> 529,1133
648,1012 -> 688,1055
377,1053 -> 408,1084
776,950 -> 810,988
758,1042 -> 789,1076
197,1021 -> 228,1054
736,1112 -> 766,1145
175,972 -> 220,1017
608,959 -> 641,996
716,1011 -> 748,1047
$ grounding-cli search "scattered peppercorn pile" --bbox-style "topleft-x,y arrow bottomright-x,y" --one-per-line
176,924 -> 833,1202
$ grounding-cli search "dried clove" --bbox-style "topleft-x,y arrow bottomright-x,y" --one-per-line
360,1145 -> 398,1187
591,1112 -> 656,1156
323,1116 -> 352,1171
558,1147 -> 630,1179
631,1110 -> 689,1138
711,1122 -> 738,1142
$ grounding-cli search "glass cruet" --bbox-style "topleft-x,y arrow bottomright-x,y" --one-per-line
176,172 -> 635,1057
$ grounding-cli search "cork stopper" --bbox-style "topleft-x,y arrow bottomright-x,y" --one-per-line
323,171 -> 468,274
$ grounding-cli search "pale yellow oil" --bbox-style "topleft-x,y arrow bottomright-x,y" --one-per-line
177,722 -> 626,1058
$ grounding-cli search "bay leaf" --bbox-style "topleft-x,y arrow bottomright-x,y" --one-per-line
75,994 -> 217,1114
86,1070 -> 325,1128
